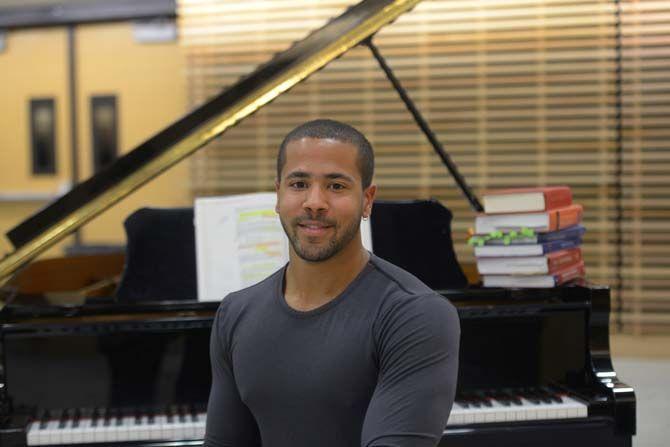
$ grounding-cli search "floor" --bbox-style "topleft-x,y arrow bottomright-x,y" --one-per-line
611,335 -> 670,447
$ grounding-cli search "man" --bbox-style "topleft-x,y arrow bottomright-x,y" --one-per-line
205,119 -> 460,447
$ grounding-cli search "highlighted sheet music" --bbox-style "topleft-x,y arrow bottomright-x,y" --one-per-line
195,192 -> 372,301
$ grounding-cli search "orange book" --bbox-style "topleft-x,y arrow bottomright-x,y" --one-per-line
475,204 -> 583,234
545,247 -> 583,272
483,186 -> 572,214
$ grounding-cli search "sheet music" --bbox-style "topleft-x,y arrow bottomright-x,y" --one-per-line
195,192 -> 373,301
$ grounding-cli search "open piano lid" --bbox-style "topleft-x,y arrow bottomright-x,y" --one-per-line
0,0 -> 423,292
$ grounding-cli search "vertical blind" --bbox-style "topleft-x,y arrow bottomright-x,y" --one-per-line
179,0 -> 670,334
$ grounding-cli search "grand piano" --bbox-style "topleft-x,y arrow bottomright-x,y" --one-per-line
0,0 -> 635,446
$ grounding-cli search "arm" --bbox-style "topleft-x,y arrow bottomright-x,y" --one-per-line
361,293 -> 460,447
204,305 -> 261,447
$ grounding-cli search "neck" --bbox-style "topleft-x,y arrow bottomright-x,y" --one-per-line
284,240 -> 370,312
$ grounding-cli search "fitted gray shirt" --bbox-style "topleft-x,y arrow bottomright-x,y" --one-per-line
204,254 -> 460,447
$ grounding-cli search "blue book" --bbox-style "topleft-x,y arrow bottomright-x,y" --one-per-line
475,236 -> 582,257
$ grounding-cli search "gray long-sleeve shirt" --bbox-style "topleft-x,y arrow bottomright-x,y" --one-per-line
204,254 -> 460,447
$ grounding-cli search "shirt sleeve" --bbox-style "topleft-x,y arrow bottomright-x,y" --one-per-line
361,293 -> 460,447
204,304 -> 261,447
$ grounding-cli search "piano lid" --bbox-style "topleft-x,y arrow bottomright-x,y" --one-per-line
0,0 -> 422,286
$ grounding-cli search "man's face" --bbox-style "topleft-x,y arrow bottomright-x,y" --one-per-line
275,137 -> 376,263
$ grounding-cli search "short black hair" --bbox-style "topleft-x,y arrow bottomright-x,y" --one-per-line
277,119 -> 374,189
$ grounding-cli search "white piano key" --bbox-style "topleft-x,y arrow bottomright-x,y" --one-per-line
26,421 -> 40,446
116,416 -> 133,442
73,418 -> 91,444
44,420 -> 61,446
60,419 -> 74,444
195,412 -> 207,439
446,393 -> 588,427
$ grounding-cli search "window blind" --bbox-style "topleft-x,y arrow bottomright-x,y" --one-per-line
179,0 -> 670,334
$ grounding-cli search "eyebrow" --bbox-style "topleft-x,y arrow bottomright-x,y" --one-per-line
285,171 -> 355,183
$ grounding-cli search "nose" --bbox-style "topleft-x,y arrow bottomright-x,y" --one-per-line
303,184 -> 329,214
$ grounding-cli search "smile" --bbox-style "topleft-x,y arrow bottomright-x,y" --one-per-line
297,222 -> 333,236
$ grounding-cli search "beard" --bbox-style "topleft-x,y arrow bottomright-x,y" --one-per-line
280,211 -> 362,262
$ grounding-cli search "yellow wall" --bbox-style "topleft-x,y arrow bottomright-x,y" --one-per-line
0,21 -> 190,260
75,22 -> 190,244
0,28 -> 74,257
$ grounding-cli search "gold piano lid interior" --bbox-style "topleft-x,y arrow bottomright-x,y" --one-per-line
0,0 -> 423,288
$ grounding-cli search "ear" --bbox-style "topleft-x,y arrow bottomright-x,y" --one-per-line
274,179 -> 281,213
362,184 -> 377,218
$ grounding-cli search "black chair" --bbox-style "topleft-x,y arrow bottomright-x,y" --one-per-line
370,199 -> 467,290
116,207 -> 197,302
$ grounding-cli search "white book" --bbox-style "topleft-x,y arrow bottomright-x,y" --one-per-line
482,274 -> 559,288
477,256 -> 550,275
194,192 -> 372,301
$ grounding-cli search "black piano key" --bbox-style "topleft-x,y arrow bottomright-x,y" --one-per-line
147,408 -> 156,425
166,405 -> 174,424
91,408 -> 100,428
39,409 -> 50,429
528,387 -> 553,404
114,408 -> 123,426
72,408 -> 82,428
455,397 -> 470,409
504,389 -> 526,406
475,392 -> 493,407
192,404 -> 201,422
103,408 -> 112,427
520,389 -> 541,404
459,392 -> 482,408
503,390 -> 524,406
540,386 -> 564,403
79,408 -> 93,429
530,387 -> 553,404
58,408 -> 70,429
487,390 -> 511,407
178,405 -> 188,423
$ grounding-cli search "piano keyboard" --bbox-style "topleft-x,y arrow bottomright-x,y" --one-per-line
447,388 -> 588,426
26,406 -> 207,446
25,389 -> 587,445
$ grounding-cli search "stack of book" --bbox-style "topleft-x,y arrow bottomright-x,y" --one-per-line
470,186 -> 586,288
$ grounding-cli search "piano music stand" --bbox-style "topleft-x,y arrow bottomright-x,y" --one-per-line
116,207 -> 197,302
370,199 -> 467,290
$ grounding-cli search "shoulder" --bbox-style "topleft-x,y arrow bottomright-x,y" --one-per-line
367,255 -> 460,346
368,254 -> 435,297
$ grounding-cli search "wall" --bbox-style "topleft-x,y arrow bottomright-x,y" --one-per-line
0,20 -> 191,260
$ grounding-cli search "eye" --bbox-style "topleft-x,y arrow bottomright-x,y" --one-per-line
329,183 -> 346,191
289,180 -> 307,189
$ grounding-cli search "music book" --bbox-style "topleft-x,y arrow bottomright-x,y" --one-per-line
482,261 -> 585,288
194,192 -> 372,302
475,204 -> 583,235
474,237 -> 581,257
476,247 -> 582,275
482,186 -> 572,214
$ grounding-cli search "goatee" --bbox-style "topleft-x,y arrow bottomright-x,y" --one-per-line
280,214 -> 361,262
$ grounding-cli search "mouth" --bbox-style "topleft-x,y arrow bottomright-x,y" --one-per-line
296,220 -> 334,237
